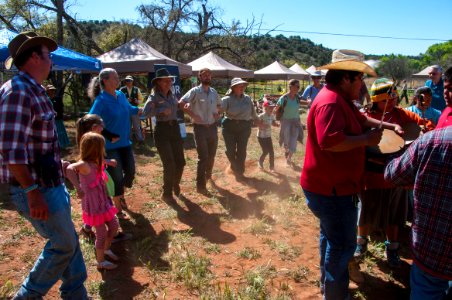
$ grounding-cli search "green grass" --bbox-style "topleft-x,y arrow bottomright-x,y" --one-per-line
169,250 -> 212,291
244,218 -> 273,236
290,265 -> 310,283
264,239 -> 301,261
237,247 -> 262,260
0,280 -> 15,299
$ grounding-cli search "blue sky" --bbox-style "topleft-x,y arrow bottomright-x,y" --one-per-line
72,0 -> 451,56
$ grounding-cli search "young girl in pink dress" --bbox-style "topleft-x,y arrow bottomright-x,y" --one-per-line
66,132 -> 119,270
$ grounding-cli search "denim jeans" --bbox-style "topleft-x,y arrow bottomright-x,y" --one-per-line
106,145 -> 136,196
303,189 -> 357,300
222,119 -> 251,175
279,118 -> 300,154
258,137 -> 274,169
193,124 -> 218,188
410,262 -> 451,300
130,114 -> 144,142
9,184 -> 88,300
154,122 -> 186,195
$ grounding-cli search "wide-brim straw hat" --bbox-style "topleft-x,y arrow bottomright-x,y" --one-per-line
5,31 -> 57,70
151,68 -> 176,84
318,49 -> 377,77
230,77 -> 248,88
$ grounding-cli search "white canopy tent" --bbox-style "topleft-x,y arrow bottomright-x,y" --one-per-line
254,61 -> 307,80
188,51 -> 254,78
289,63 -> 310,80
97,38 -> 192,77
306,65 -> 327,76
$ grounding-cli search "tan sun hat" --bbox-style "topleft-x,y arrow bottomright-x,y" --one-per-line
230,77 -> 248,87
318,49 -> 377,77
5,31 -> 57,70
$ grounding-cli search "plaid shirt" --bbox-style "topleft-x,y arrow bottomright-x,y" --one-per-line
384,127 -> 452,279
0,71 -> 63,187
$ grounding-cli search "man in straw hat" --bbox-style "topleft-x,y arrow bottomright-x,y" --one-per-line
0,32 -> 88,299
179,68 -> 221,195
300,49 -> 404,299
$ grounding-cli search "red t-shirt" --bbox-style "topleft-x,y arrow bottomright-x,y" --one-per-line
436,106 -> 452,129
300,85 -> 367,196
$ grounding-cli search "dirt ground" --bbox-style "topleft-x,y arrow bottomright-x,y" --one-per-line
0,122 -> 413,299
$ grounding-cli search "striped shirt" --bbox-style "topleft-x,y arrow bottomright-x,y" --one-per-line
0,71 -> 63,186
384,127 -> 452,279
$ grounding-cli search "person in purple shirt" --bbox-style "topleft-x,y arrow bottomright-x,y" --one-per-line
385,127 -> 451,300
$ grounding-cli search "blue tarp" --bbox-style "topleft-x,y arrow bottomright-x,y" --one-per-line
0,28 -> 102,72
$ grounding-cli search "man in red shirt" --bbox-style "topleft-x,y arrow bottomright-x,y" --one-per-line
436,66 -> 452,128
300,49 -> 403,300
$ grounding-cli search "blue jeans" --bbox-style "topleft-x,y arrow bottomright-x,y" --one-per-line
279,118 -> 300,154
303,189 -> 357,300
410,262 -> 451,300
106,146 -> 136,196
9,184 -> 88,300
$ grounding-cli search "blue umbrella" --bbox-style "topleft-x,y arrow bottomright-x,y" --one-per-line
0,28 -> 102,72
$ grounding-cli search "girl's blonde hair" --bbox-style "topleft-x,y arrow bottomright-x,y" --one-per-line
75,114 -> 104,146
79,132 -> 105,173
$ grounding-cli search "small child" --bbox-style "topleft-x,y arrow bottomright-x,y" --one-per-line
66,132 -> 119,270
73,114 -> 121,241
257,101 -> 279,171
405,86 -> 441,127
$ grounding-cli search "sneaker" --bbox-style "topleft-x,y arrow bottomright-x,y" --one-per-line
354,238 -> 368,258
385,243 -> 401,268
112,231 -> 132,244
104,249 -> 119,261
97,260 -> 117,270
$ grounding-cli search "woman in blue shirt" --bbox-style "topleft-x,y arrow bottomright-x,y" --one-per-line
88,68 -> 140,218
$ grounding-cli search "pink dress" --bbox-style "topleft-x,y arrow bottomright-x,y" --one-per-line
79,163 -> 118,226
